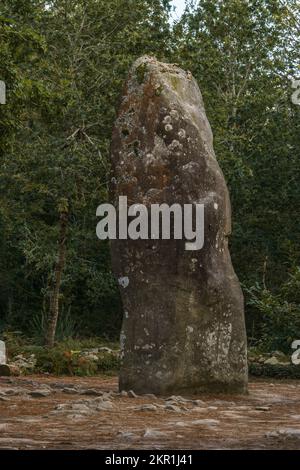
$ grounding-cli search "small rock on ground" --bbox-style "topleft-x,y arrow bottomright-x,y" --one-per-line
29,390 -> 51,398
139,404 -> 157,412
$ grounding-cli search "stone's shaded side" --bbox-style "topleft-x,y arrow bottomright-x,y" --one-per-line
110,56 -> 248,395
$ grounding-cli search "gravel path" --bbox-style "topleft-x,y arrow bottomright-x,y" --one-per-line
1,375 -> 300,449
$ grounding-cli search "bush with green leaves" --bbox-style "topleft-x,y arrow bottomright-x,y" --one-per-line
246,267 -> 300,352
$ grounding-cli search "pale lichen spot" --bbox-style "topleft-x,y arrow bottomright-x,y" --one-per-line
118,276 -> 129,288
178,128 -> 186,139
190,258 -> 197,272
163,115 -> 172,124
141,343 -> 155,350
168,140 -> 182,151
145,153 -> 156,166
170,109 -> 179,120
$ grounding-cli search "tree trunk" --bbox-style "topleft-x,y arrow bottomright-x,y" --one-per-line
46,208 -> 68,347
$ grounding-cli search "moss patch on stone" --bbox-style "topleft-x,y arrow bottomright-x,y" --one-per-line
135,63 -> 148,85
168,74 -> 182,93
155,85 -> 163,96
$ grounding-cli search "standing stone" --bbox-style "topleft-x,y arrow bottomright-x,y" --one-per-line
0,340 -> 6,365
110,56 -> 248,395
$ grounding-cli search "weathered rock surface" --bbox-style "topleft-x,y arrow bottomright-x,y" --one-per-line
110,56 -> 248,395
29,389 -> 51,398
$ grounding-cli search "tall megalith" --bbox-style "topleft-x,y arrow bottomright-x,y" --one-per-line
110,56 -> 248,394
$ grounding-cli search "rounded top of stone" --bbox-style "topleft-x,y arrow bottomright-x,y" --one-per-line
132,55 -> 192,82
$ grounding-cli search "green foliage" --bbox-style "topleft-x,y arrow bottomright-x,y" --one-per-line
34,347 -> 120,376
135,62 -> 149,84
249,363 -> 300,379
0,0 -> 299,352
0,0 -> 172,339
4,332 -> 120,375
246,268 -> 300,352
29,308 -> 78,344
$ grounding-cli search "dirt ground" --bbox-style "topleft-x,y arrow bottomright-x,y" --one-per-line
1,375 -> 300,450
